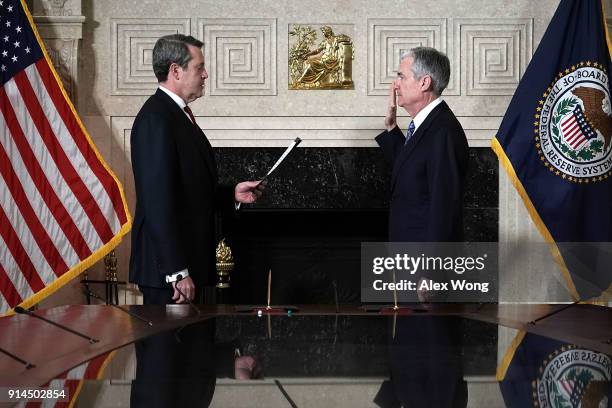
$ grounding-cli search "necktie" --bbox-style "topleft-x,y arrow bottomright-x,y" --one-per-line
404,121 -> 415,145
184,106 -> 197,126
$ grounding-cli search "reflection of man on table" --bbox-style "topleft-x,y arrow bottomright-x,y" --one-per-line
374,47 -> 469,408
129,34 -> 263,407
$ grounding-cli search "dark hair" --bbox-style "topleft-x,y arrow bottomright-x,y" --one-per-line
152,34 -> 203,82
401,47 -> 450,96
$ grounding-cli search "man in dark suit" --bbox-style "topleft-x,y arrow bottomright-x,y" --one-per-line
374,47 -> 469,408
129,34 -> 263,407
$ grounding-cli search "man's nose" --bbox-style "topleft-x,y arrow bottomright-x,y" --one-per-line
202,69 -> 208,79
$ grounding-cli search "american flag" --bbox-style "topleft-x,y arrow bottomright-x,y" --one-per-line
0,1 -> 131,314
561,104 -> 598,150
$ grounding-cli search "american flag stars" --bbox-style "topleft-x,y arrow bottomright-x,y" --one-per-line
0,1 -> 31,74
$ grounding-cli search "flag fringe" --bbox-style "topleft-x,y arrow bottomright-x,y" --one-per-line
495,330 -> 526,381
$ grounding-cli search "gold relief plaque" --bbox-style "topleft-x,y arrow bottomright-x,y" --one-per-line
289,25 -> 354,90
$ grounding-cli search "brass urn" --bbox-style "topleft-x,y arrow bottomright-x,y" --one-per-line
215,239 -> 234,289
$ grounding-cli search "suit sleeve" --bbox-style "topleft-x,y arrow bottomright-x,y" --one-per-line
131,112 -> 187,277
214,184 -> 235,211
426,129 -> 465,241
375,126 -> 405,164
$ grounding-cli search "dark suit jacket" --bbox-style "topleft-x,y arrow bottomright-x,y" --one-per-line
376,101 -> 469,242
129,89 -> 232,289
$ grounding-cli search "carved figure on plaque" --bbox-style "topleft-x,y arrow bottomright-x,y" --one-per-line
42,0 -> 72,16
289,25 -> 354,89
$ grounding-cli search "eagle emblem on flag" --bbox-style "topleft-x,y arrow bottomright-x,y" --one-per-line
536,62 -> 612,183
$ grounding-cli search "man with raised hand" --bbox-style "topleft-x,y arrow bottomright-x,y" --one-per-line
375,47 -> 469,408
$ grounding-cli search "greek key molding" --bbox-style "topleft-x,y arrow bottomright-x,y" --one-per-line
455,18 -> 533,96
198,18 -> 277,96
367,19 -> 458,96
110,18 -> 190,96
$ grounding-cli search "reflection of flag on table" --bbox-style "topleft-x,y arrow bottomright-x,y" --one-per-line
17,352 -> 114,408
498,332 -> 611,408
561,105 -> 599,150
0,0 -> 131,314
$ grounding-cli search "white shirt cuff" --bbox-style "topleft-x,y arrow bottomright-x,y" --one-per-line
165,268 -> 189,283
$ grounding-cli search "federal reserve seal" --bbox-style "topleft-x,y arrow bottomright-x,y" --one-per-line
535,62 -> 612,182
532,345 -> 611,408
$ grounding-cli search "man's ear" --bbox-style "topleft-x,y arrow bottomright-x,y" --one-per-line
169,62 -> 181,81
420,74 -> 433,92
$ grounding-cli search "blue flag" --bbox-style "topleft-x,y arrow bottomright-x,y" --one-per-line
495,1 -> 612,406
492,0 -> 612,300
498,332 -> 611,408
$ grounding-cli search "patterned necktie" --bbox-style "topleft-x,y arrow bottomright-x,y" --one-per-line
404,120 -> 416,145
184,106 -> 197,126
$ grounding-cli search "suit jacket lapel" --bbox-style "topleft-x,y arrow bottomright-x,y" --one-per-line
154,89 -> 218,183
390,101 -> 448,188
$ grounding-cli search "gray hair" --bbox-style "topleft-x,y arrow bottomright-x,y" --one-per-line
152,34 -> 204,82
400,47 -> 450,96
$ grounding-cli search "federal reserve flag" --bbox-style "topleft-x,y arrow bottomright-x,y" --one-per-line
494,1 -> 612,406
492,0 -> 612,300
0,0 -> 131,314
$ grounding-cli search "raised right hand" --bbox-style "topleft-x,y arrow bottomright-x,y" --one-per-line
384,82 -> 398,131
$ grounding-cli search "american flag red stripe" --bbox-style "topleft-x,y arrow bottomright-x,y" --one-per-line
0,87 -> 93,276
0,261 -> 21,307
0,101 -> 92,261
561,114 -> 588,149
0,204 -> 46,294
0,135 -> 69,276
0,0 -> 131,315
34,60 -> 128,226
1,81 -> 104,259
12,71 -> 115,243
